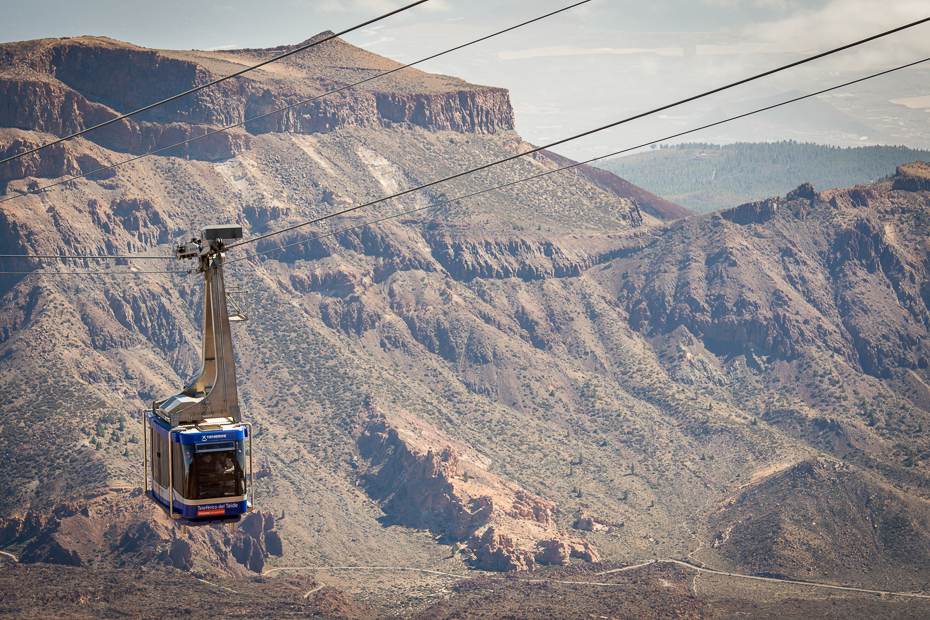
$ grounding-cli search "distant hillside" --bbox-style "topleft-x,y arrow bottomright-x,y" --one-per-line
7,33 -> 930,612
596,141 -> 930,212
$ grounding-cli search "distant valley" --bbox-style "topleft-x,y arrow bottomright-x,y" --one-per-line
0,33 -> 929,619
597,141 -> 930,212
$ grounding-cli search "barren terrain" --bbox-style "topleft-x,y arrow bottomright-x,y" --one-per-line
0,32 -> 930,618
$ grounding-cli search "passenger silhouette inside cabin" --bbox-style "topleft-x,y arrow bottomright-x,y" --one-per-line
184,449 -> 244,499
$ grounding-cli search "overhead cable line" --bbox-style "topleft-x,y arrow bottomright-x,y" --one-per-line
224,55 -> 930,265
0,0 -> 592,206
5,14 -> 928,267
17,54 -> 929,277
227,14 -> 930,251
0,253 -> 174,260
0,270 -> 188,276
0,0 -> 431,167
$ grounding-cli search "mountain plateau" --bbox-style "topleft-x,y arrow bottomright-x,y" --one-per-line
0,31 -> 929,618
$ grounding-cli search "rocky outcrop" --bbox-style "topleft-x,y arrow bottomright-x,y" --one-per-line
355,403 -> 599,571
1,488 -> 283,575
424,230 -> 650,283
357,408 -> 496,539
167,537 -> 194,570
0,509 -> 45,544
255,458 -> 274,479
231,511 -> 283,573
891,161 -> 930,192
573,509 -> 619,533
720,197 -> 778,225
468,526 -> 600,572
534,534 -> 600,565
785,181 -> 817,201
0,33 -> 514,174
470,526 -> 536,571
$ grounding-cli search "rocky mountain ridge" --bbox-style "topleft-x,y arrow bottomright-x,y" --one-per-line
0,33 -> 513,168
1,30 -> 930,615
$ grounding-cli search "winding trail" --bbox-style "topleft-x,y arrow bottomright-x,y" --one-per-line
263,566 -> 471,579
598,560 -> 930,600
196,577 -> 239,594
0,551 -> 18,563
262,559 -> 930,601
303,583 -> 325,598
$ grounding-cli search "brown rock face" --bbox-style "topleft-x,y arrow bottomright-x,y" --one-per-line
612,180 -> 930,378
167,537 -> 194,570
708,458 -> 930,591
0,33 -> 514,173
356,402 -> 598,571
891,161 -> 930,191
356,406 -> 500,540
231,511 -> 283,573
471,526 -> 536,571
469,526 -> 600,572
0,509 -> 44,544
720,197 -> 778,225
0,488 -> 283,575
535,534 -> 601,565
0,73 -> 253,162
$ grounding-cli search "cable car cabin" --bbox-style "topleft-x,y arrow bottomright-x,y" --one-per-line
145,414 -> 252,525
143,224 -> 254,527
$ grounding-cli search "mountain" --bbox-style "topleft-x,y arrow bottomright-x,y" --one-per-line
596,141 -> 930,212
1,33 -> 930,617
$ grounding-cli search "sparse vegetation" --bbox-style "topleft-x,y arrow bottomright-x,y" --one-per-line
1,37 -> 930,611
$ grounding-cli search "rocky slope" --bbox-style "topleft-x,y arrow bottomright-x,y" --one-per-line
0,32 -> 513,168
0,29 -> 930,614
0,487 -> 283,575
0,35 -> 667,589
356,401 -> 599,571
707,458 -> 930,591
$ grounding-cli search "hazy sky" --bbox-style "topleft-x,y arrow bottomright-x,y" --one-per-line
3,0 -> 930,159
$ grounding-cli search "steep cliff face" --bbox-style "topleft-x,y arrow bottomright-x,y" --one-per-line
0,33 -> 514,168
0,67 -> 253,162
610,180 -> 930,379
356,403 -> 599,571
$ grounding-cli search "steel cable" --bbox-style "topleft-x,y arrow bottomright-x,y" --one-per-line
0,0 -> 431,167
224,55 -> 930,265
226,15 -> 930,250
0,0 -> 591,206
